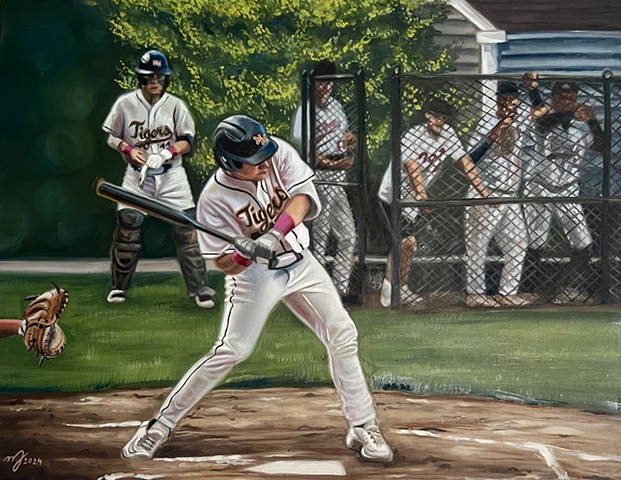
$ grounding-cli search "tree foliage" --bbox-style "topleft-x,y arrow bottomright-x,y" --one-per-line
92,0 -> 455,178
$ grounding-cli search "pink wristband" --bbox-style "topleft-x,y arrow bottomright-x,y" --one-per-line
121,144 -> 134,155
166,145 -> 180,157
231,251 -> 253,267
274,212 -> 296,236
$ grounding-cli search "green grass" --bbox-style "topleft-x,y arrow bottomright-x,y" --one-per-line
1,273 -> 620,413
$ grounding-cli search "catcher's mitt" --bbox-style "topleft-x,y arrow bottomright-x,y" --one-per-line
19,284 -> 68,365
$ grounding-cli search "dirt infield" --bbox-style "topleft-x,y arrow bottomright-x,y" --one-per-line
0,387 -> 619,480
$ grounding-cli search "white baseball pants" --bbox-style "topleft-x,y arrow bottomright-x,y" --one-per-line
155,249 -> 376,429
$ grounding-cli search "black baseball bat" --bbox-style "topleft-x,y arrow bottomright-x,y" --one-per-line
95,178 -> 235,243
94,178 -> 303,269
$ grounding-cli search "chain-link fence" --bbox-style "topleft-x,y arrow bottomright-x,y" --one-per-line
382,68 -> 620,309
299,68 -> 367,303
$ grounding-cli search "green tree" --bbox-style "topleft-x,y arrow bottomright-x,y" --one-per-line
91,0 -> 455,179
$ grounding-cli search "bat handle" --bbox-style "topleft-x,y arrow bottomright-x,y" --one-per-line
268,252 -> 303,270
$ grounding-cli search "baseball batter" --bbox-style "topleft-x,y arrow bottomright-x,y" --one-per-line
523,79 -> 603,303
290,60 -> 357,298
377,99 -> 469,306
463,81 -> 544,308
121,115 -> 393,464
102,50 -> 214,308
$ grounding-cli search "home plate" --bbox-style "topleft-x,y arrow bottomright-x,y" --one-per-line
245,460 -> 346,476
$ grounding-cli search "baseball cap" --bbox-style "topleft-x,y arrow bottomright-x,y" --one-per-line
497,81 -> 519,96
313,59 -> 337,76
425,98 -> 455,119
552,82 -> 579,94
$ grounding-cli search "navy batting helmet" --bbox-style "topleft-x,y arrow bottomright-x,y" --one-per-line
136,50 -> 172,75
136,50 -> 172,88
213,115 -> 279,173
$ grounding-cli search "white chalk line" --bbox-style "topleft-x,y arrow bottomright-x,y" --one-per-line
245,460 -> 346,476
68,421 -> 346,477
64,421 -> 142,428
98,474 -> 164,480
397,428 -> 621,480
154,455 -> 253,466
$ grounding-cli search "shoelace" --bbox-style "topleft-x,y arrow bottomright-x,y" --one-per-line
137,434 -> 156,450
137,430 -> 164,451
362,427 -> 386,449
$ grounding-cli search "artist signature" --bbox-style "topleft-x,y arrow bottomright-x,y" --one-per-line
3,450 -> 43,472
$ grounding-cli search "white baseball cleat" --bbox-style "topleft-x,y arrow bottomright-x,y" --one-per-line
194,287 -> 216,309
346,420 -> 393,463
379,278 -> 391,308
107,289 -> 126,304
122,419 -> 171,459
195,295 -> 215,309
380,280 -> 424,307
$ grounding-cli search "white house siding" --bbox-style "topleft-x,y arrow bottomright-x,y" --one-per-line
435,9 -> 481,73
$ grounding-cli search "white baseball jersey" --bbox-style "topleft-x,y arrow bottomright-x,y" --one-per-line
527,117 -> 590,194
378,124 -> 467,203
290,97 -> 350,183
154,136 -> 379,430
523,115 -> 593,250
377,124 -> 467,222
290,98 -> 357,296
466,105 -> 531,198
197,138 -> 321,257
102,89 -> 196,210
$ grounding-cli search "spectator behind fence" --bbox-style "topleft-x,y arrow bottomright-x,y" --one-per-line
376,98 -> 467,307
290,60 -> 357,299
463,80 -> 547,308
521,75 -> 604,304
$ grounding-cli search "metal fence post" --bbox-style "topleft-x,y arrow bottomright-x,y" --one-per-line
300,70 -> 310,166
390,66 -> 402,309
600,69 -> 613,303
355,67 -> 367,304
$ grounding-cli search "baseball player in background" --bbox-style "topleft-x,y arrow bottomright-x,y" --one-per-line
102,50 -> 215,308
522,76 -> 604,304
121,115 -> 393,464
377,99 -> 473,307
290,59 -> 357,299
463,81 -> 547,308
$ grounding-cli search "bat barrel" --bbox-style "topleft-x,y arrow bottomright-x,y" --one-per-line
94,178 -> 234,243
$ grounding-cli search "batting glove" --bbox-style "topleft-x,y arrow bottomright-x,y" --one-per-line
139,150 -> 175,187
233,232 -> 280,264
255,230 -> 282,260
146,152 -> 167,169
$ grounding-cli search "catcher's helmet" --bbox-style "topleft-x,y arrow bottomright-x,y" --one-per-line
213,115 -> 279,173
136,50 -> 172,76
136,50 -> 172,89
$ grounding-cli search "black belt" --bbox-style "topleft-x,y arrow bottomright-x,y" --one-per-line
131,163 -> 173,174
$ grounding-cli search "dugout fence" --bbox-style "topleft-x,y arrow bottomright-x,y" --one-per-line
385,68 -> 621,309
297,66 -> 621,309
300,67 -> 369,304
